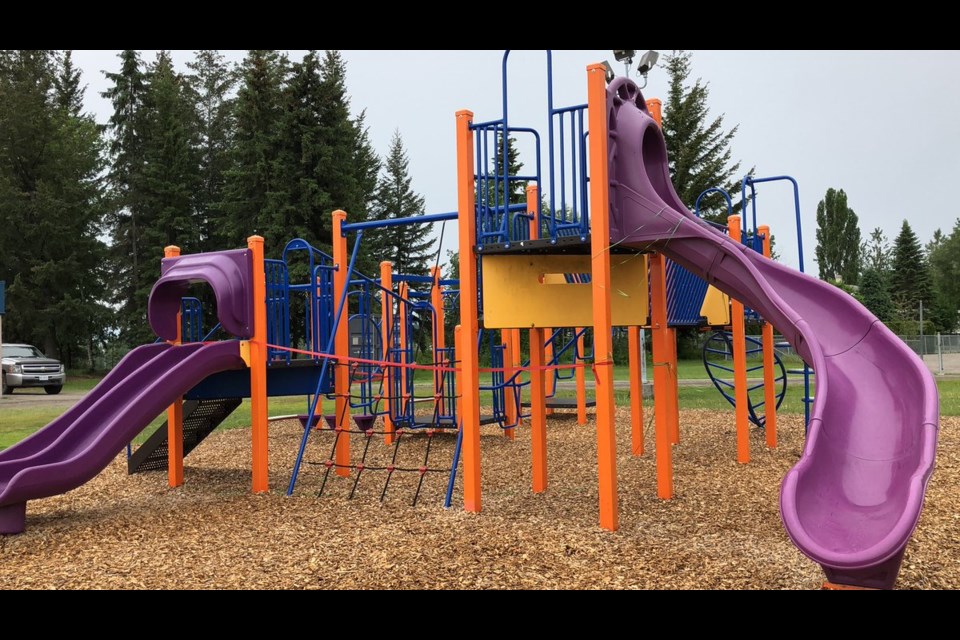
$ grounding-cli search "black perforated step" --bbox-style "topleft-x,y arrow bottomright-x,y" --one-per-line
128,397 -> 242,474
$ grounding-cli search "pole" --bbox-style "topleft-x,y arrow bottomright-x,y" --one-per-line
247,235 -> 270,492
456,109 -> 482,513
530,327 -> 548,493
938,332 -> 944,375
759,225 -> 777,449
380,261 -> 395,445
164,245 -> 185,488
919,301 -> 925,357
588,63 -> 619,530
332,213 -> 351,478
728,216 -> 750,464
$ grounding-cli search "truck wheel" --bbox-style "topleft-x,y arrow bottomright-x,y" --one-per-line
44,385 -> 62,395
2,374 -> 12,395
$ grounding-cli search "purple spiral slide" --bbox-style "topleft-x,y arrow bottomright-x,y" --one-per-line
606,78 -> 938,588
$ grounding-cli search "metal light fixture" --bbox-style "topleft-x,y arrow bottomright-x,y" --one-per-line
612,50 -> 636,78
637,50 -> 660,76
635,50 -> 660,88
602,60 -> 616,83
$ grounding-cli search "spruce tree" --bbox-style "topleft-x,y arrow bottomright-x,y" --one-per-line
859,269 -> 894,321
222,50 -> 288,252
352,109 -> 381,275
814,188 -> 862,284
661,51 -> 745,223
187,50 -> 236,253
139,52 -> 201,250
889,220 -> 933,311
0,50 -> 108,363
373,132 -> 435,275
928,219 -> 960,331
54,50 -> 83,114
861,227 -> 891,273
102,49 -> 148,343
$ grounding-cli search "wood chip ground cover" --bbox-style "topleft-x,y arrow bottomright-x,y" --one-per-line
1,410 -> 956,589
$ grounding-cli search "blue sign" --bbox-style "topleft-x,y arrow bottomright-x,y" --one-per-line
0,280 -> 5,315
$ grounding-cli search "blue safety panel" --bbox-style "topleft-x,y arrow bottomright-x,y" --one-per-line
185,363 -> 333,401
666,260 -> 709,326
0,280 -> 5,315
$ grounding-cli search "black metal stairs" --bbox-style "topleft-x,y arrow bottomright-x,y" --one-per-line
128,397 -> 242,474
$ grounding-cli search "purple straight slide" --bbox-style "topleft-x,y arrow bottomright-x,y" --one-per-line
605,79 -> 938,589
0,341 -> 245,534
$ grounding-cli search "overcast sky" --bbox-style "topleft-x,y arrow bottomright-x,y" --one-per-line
71,50 -> 960,270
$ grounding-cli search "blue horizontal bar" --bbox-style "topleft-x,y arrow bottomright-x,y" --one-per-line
551,103 -> 588,115
341,211 -> 457,234
470,119 -> 505,130
394,274 -> 435,284
479,203 -> 529,213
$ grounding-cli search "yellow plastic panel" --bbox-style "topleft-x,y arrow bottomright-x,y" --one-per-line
700,285 -> 731,327
482,254 -> 648,328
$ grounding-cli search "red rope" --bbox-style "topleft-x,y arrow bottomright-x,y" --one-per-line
262,342 -> 610,376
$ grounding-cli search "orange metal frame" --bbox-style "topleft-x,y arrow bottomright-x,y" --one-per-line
759,225 -> 777,449
248,235 -> 269,492
332,213 -> 351,477
587,63 -> 619,530
164,245 -> 185,489
728,216 -> 750,464
456,110 -> 482,512
380,261 -> 395,445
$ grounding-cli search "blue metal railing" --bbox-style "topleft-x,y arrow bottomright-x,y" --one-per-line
180,297 -> 203,343
265,259 -> 290,363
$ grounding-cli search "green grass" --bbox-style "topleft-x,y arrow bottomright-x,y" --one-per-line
3,362 -> 959,452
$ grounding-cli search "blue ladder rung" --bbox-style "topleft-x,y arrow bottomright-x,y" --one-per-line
705,348 -> 733,355
708,363 -> 735,373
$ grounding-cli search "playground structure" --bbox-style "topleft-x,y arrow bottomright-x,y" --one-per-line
0,51 -> 940,590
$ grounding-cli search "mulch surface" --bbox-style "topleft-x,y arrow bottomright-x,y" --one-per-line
1,409 -> 956,589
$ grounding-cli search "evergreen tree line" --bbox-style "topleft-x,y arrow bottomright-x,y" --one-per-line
815,188 -> 958,333
0,49 -> 436,366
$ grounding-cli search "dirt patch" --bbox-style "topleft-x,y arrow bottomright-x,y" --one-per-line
0,409 -> 955,590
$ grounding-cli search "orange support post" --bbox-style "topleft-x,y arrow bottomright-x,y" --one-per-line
728,216 -> 750,464
380,261 -> 395,445
527,185 -> 539,241
332,212 -> 351,477
575,328 -> 587,426
649,253 -> 673,499
247,236 -> 269,493
646,99 -> 663,126
456,110 -> 482,512
628,326 -> 644,456
587,63 -> 619,530
164,245 -> 184,488
431,266 -> 446,423
759,225 -> 777,448
545,328 -> 555,416
502,330 -> 516,439
510,328 -> 522,424
529,327 -> 548,493
524,184 -> 539,432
